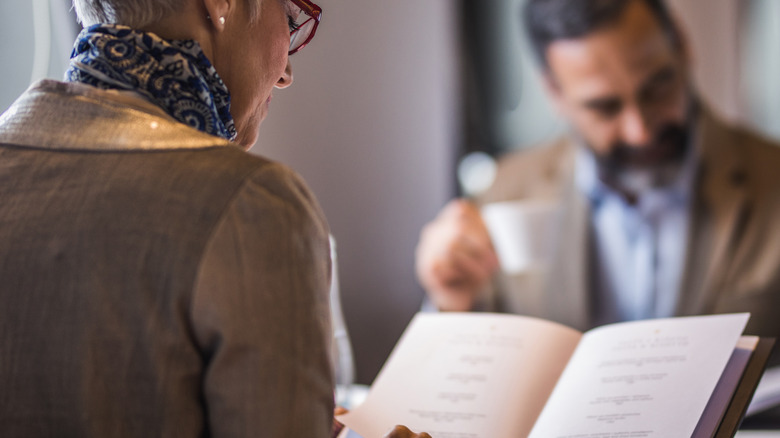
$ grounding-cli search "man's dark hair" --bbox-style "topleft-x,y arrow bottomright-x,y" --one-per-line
524,0 -> 682,71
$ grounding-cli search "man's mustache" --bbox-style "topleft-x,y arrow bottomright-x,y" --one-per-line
605,124 -> 689,169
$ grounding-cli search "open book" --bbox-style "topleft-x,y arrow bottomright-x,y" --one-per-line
338,313 -> 772,438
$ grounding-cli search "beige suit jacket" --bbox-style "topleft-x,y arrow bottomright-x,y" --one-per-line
477,108 -> 780,364
0,81 -> 334,437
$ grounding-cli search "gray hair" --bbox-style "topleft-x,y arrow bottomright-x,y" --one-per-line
72,0 -> 261,28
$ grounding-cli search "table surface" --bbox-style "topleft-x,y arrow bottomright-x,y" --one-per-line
736,433 -> 780,437
343,430 -> 780,437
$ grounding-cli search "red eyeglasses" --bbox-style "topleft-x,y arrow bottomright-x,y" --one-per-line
288,0 -> 322,55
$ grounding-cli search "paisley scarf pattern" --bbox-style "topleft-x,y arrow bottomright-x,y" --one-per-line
66,24 -> 237,141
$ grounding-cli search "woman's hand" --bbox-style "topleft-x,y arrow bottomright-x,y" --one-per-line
384,425 -> 432,438
333,407 -> 430,438
331,407 -> 347,438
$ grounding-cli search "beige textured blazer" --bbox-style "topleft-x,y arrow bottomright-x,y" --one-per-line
0,81 -> 334,437
477,108 -> 780,364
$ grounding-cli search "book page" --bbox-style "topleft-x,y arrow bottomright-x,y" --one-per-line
529,313 -> 749,438
338,312 -> 582,438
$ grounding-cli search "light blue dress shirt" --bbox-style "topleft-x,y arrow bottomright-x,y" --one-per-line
575,142 -> 699,325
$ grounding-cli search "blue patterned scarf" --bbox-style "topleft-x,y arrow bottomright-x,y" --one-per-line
66,24 -> 237,141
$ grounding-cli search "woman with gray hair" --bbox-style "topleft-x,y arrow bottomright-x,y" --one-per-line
0,0 -> 426,436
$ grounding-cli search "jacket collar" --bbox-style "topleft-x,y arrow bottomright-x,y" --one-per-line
676,106 -> 750,315
0,80 -> 240,152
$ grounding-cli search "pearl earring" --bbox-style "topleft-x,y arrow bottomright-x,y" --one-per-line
219,16 -> 226,25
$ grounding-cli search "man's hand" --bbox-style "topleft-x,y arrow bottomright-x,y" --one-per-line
384,425 -> 432,438
415,199 -> 499,311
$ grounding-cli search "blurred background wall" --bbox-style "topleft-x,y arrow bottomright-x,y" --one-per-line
739,0 -> 780,140
255,0 -> 462,384
0,0 -> 77,112
1,0 -> 778,385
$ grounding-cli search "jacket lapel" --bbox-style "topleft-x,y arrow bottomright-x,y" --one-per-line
545,179 -> 591,330
677,109 -> 749,315
541,144 -> 592,331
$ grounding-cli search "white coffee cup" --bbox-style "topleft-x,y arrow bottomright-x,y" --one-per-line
481,200 -> 561,274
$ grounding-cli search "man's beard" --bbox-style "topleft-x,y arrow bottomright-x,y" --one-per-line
593,123 -> 690,198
